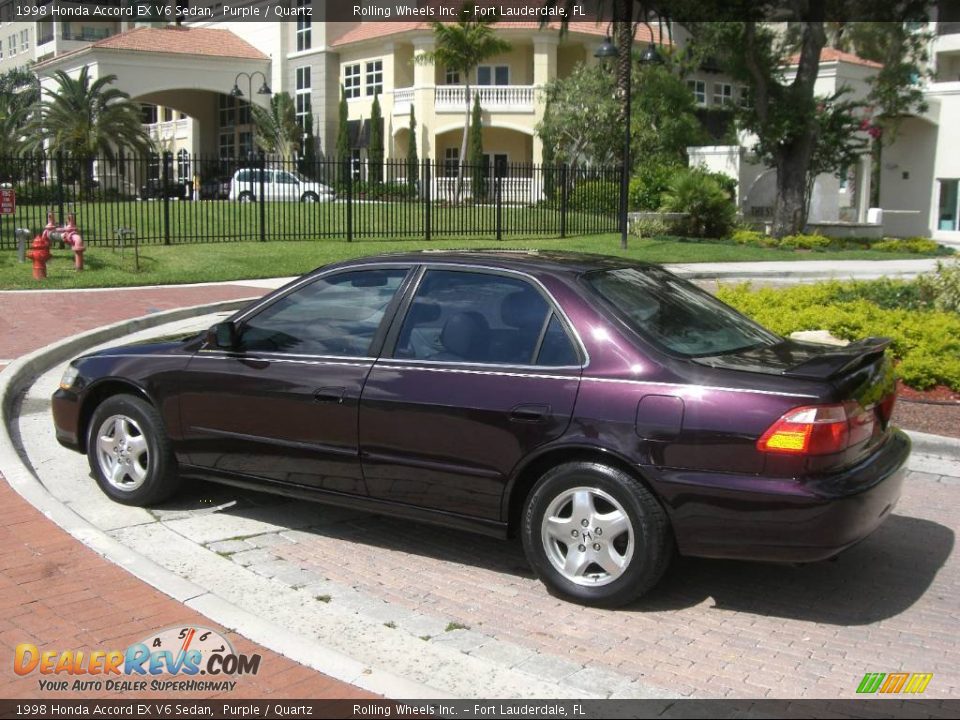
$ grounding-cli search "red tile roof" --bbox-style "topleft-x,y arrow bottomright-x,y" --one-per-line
787,47 -> 883,69
331,21 -> 661,47
90,26 -> 268,60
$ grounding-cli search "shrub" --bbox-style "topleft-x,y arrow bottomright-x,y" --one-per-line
916,260 -> 960,313
659,168 -> 736,239
778,233 -> 831,250
872,238 -> 940,254
628,161 -> 681,211
14,183 -> 75,205
568,179 -> 619,216
631,217 -> 671,237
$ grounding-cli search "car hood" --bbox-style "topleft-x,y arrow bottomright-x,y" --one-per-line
79,331 -> 203,360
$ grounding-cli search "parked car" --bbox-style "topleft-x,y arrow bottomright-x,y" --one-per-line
140,179 -> 188,200
228,168 -> 335,203
51,252 -> 909,607
200,177 -> 231,200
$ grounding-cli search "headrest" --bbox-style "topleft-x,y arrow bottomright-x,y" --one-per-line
440,311 -> 490,359
501,289 -> 547,330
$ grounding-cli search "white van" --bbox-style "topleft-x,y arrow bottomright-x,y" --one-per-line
228,169 -> 335,202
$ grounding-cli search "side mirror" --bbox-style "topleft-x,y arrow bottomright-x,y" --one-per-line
206,321 -> 238,349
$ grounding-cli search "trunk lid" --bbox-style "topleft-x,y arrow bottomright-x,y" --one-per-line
695,337 -> 898,464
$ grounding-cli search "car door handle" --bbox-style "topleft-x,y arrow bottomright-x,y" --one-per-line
314,387 -> 346,404
510,403 -> 551,423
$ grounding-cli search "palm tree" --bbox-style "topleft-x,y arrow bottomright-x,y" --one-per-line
417,9 -> 510,200
0,93 -> 29,180
251,91 -> 300,162
26,66 -> 151,198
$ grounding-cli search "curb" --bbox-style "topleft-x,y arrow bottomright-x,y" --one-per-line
0,300 -> 443,699
903,429 -> 960,462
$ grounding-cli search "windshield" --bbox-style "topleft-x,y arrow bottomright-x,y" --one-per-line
585,267 -> 781,357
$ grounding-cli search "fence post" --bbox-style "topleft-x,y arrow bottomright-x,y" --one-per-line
54,152 -> 65,226
560,164 -> 569,239
424,160 -> 431,242
495,175 -> 503,241
258,152 -> 267,242
162,151 -> 172,245
346,161 -> 353,242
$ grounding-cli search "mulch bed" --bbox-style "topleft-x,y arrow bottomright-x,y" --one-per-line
893,382 -> 960,439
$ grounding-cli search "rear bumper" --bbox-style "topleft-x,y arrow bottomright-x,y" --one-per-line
658,429 -> 911,563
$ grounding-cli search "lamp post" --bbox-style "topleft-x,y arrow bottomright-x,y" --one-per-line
230,71 -> 272,100
595,32 -> 663,249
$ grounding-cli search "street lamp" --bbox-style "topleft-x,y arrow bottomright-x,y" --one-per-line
230,71 -> 272,99
595,33 -> 663,249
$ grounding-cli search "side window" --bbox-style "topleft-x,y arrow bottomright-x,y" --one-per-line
239,269 -> 408,357
278,172 -> 298,184
536,314 -> 579,366
393,270 -> 578,366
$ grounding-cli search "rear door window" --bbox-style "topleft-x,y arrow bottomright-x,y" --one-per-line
393,269 -> 579,366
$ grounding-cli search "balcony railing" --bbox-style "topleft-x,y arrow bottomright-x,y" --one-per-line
147,119 -> 190,141
938,21 -> 960,35
435,85 -> 535,111
393,87 -> 414,115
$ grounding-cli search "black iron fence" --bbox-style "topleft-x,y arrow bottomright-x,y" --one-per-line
0,153 -> 620,249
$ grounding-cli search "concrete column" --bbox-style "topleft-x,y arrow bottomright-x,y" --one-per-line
857,152 -> 872,223
412,35 -> 435,161
532,35 -> 558,164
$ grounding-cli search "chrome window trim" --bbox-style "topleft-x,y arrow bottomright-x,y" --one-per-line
581,376 -> 818,399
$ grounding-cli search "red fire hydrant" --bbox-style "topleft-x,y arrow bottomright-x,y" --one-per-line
62,212 -> 85,271
26,236 -> 51,280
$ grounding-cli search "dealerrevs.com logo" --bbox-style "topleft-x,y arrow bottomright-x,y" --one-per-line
14,625 -> 261,693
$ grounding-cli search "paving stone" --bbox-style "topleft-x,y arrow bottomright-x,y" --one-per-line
515,653 -> 582,683
469,640 -> 537,668
565,665 -> 634,697
228,548 -> 277,567
429,629 -> 490,653
206,539 -> 253,555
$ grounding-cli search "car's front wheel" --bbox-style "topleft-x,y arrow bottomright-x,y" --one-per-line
87,394 -> 180,506
300,192 -> 319,203
522,461 -> 672,607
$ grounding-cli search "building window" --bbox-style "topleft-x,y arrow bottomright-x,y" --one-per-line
218,94 -> 235,128
237,101 -> 251,126
20,29 -> 28,51
8,34 -> 15,56
296,66 -> 311,129
739,85 -> 750,108
296,0 -> 311,51
444,147 -> 459,177
351,148 -> 362,179
141,104 -> 158,124
163,107 -> 174,122
219,132 -> 235,158
147,153 -> 160,182
344,63 -> 361,99
177,149 -> 190,179
477,65 -> 509,85
365,60 -> 383,96
687,80 -> 706,106
939,179 -> 959,232
239,131 -> 254,158
445,69 -> 460,84
713,82 -> 733,106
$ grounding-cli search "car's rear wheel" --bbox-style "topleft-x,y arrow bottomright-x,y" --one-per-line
87,394 -> 180,506
238,192 -> 254,203
301,192 -> 319,203
521,461 -> 672,607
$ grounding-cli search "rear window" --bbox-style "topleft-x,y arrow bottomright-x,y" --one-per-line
585,267 -> 780,357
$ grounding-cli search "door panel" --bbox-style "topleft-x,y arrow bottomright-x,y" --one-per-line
179,355 -> 371,493
360,364 -> 580,519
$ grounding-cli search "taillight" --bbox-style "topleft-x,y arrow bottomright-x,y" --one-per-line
757,404 -> 851,456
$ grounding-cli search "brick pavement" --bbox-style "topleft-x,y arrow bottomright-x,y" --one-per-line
0,284 -> 375,700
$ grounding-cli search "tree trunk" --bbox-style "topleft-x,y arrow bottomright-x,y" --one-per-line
457,82 -> 471,204
772,147 -> 814,237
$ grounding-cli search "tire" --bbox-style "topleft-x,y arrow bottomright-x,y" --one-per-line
301,192 -> 319,203
521,461 -> 672,607
238,192 -> 254,203
86,394 -> 181,506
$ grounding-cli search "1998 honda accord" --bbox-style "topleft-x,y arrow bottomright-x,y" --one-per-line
52,252 -> 909,607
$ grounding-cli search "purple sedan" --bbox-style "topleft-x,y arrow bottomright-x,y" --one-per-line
52,252 -> 909,607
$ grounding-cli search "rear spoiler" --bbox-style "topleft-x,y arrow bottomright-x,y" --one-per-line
782,337 -> 892,380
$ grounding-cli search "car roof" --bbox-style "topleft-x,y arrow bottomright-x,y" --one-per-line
322,250 -> 658,278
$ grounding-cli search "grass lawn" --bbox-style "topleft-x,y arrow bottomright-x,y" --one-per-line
0,233 -> 950,290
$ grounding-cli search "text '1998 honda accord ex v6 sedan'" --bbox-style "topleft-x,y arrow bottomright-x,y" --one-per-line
52,251 -> 910,607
